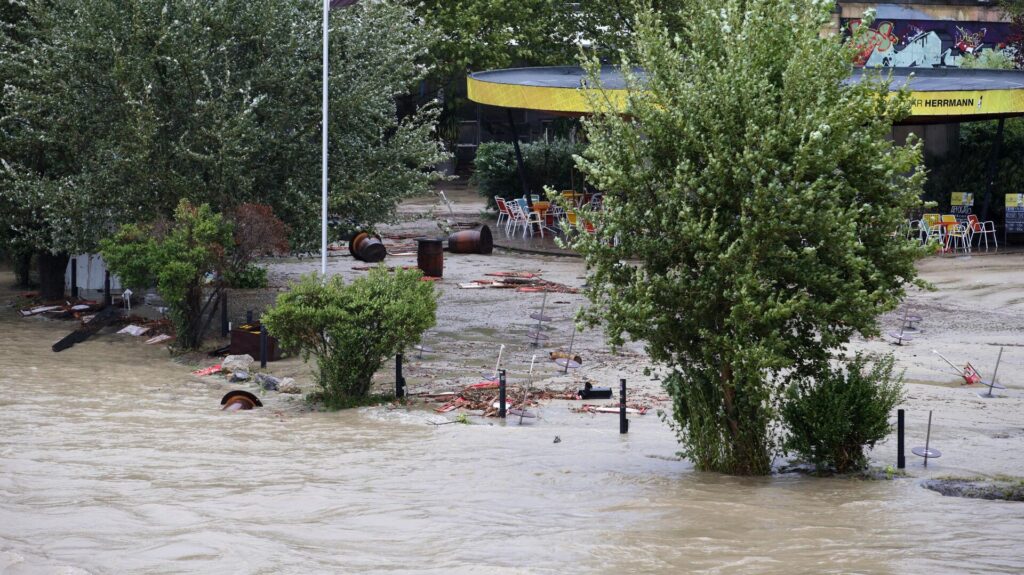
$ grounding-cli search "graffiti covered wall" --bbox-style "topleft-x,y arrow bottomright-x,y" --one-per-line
843,17 -> 1020,68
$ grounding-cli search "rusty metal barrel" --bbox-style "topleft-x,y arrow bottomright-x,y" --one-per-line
220,390 -> 263,411
447,224 -> 493,255
416,238 -> 444,278
348,232 -> 387,263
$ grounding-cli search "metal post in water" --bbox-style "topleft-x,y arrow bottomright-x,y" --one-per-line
897,409 -> 905,469
564,324 -> 577,374
220,292 -> 229,337
923,410 -> 933,468
70,258 -> 78,299
987,346 -> 1004,398
498,369 -> 507,418
619,378 -> 629,434
103,270 -> 112,307
532,291 -> 548,347
260,324 -> 268,369
396,353 -> 405,398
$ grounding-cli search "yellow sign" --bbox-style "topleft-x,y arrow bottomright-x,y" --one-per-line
1007,194 -> 1024,208
908,90 -> 1024,117
951,192 -> 974,206
469,74 -> 1024,119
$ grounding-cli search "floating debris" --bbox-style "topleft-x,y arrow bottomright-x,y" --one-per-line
117,324 -> 151,336
571,403 -> 650,415
192,364 -> 223,376
458,272 -> 578,293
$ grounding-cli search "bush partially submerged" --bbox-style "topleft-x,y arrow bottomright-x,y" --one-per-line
262,268 -> 437,409
782,353 -> 905,473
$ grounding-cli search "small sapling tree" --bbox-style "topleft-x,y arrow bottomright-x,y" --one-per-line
782,353 -> 905,473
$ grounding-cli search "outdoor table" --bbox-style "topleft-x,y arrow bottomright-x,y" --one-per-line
561,191 -> 585,207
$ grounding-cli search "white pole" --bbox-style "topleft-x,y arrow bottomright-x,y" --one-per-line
320,0 -> 329,278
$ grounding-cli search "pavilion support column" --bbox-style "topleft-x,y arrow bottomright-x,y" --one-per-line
506,108 -> 533,208
980,117 -> 1005,222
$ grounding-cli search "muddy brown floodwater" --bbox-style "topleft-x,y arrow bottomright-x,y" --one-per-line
3,247 -> 1024,573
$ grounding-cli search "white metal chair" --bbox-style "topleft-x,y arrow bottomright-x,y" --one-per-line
514,198 -> 544,238
944,223 -> 971,255
505,199 -> 526,236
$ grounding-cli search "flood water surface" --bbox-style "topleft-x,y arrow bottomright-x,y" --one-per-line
2,311 -> 1023,574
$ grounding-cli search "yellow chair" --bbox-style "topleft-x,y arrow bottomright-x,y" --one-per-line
944,223 -> 971,254
921,213 -> 942,243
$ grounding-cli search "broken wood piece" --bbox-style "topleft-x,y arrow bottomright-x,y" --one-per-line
51,306 -> 121,353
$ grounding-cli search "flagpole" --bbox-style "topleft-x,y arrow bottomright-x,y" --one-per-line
320,0 -> 329,278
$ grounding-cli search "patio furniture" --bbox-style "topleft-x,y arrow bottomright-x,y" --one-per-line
511,198 -> 544,238
906,218 -> 923,241
505,200 -> 528,237
921,213 -> 943,244
561,190 -> 584,208
943,223 -> 971,255
966,214 -> 998,250
495,197 -> 511,233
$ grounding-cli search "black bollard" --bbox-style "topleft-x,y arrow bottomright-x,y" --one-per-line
220,292 -> 229,337
619,378 -> 629,434
103,270 -> 112,307
246,309 -> 253,325
897,409 -> 906,469
259,324 -> 268,369
396,353 -> 406,398
70,258 -> 78,299
498,369 -> 507,418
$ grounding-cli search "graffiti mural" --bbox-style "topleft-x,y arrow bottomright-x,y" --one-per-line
844,18 -> 1018,68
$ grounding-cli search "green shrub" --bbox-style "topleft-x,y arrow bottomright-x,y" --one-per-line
101,201 -> 233,350
473,142 -> 519,208
782,353 -> 905,473
224,263 -> 268,289
472,139 -> 585,208
262,267 -> 437,409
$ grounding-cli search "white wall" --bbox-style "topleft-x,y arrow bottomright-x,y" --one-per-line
64,254 -> 122,292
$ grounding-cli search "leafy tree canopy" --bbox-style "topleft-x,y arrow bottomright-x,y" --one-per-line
1,0 -> 445,262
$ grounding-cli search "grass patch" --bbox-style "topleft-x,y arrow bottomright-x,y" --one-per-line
305,392 -> 401,410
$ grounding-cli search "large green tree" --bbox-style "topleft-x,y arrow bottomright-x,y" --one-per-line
1,0 -> 444,299
571,3 -> 926,475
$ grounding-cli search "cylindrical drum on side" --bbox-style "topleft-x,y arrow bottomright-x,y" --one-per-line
416,238 -> 444,278
448,225 -> 493,255
349,232 -> 387,263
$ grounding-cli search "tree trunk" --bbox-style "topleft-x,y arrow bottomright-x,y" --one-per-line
37,252 -> 69,301
13,251 -> 33,288
177,284 -> 205,350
